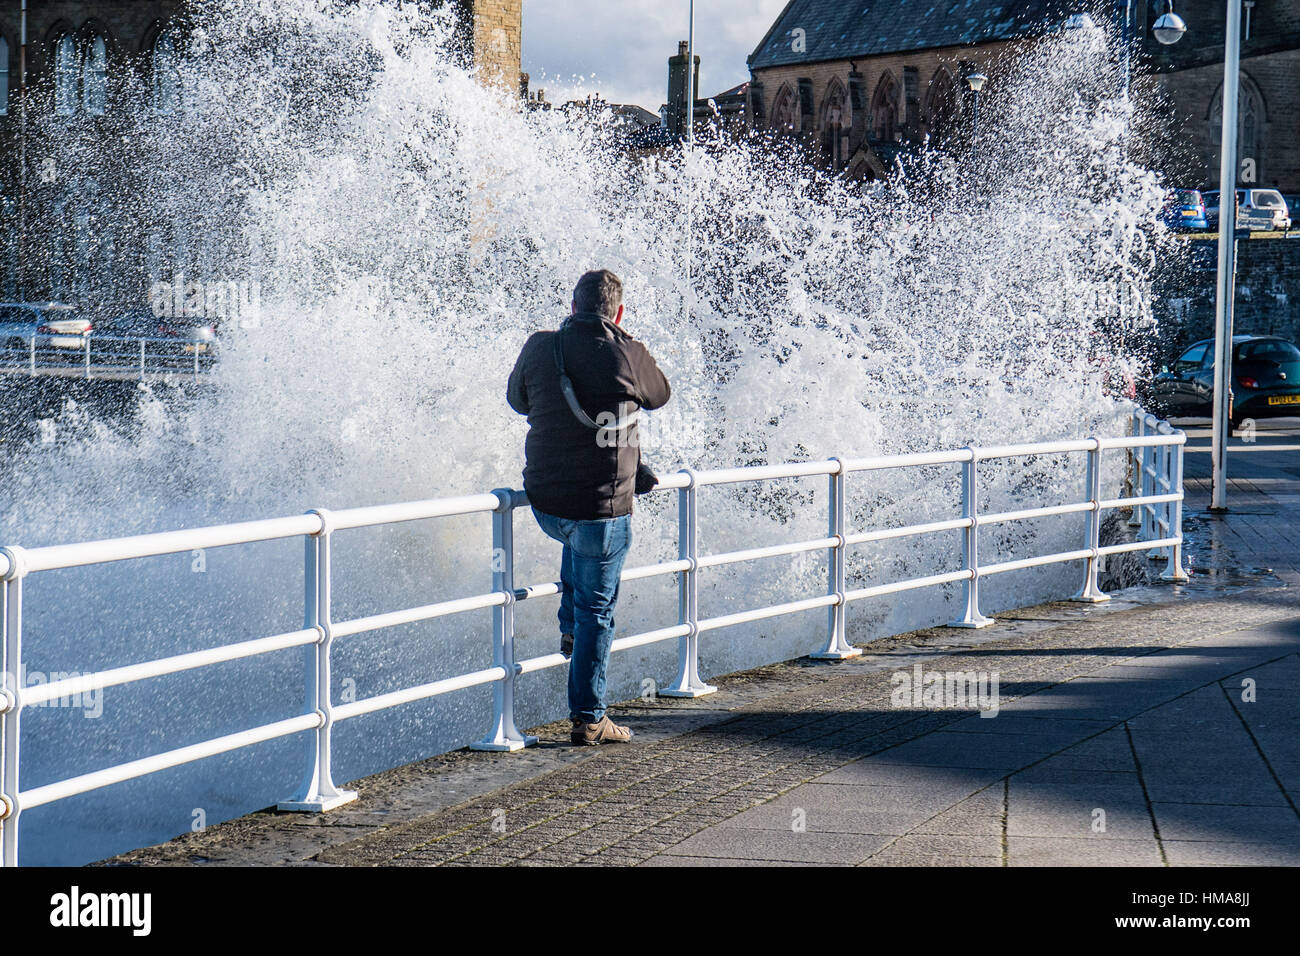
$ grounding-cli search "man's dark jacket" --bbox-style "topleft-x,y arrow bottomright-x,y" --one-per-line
507,312 -> 671,520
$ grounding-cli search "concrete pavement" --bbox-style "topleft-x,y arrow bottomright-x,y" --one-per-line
101,418 -> 1300,867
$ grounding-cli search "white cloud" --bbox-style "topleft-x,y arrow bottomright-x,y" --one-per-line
521,0 -> 788,110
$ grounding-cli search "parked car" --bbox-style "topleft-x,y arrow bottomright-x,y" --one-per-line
0,301 -> 92,351
97,306 -> 218,354
1162,189 -> 1208,230
1150,335 -> 1300,427
1203,188 -> 1292,231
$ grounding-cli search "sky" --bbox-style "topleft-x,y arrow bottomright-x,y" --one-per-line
521,0 -> 790,111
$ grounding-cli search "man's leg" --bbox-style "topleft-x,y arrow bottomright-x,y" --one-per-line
558,543 -> 575,657
533,510 -> 577,656
566,515 -> 632,726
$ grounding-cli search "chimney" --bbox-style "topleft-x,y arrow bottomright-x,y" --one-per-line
667,40 -> 701,136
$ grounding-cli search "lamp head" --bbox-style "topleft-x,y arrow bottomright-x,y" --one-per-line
1153,11 -> 1186,45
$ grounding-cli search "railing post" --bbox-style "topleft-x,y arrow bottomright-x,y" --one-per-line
1140,416 -> 1155,541
812,458 -> 859,659
1127,410 -> 1143,527
139,339 -> 146,381
1162,433 -> 1190,582
949,450 -> 994,628
1,546 -> 28,867
27,336 -> 34,377
1072,439 -> 1110,603
471,489 -> 538,750
661,468 -> 716,697
1149,423 -> 1172,561
278,510 -> 358,811
84,337 -> 91,379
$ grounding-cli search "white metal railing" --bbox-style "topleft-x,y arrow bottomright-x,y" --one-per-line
0,333 -> 215,381
0,415 -> 1187,865
1128,408 -> 1187,559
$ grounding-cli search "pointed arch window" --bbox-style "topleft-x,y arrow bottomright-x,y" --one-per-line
820,81 -> 849,167
1209,76 -> 1265,183
924,69 -> 960,146
870,75 -> 899,143
153,28 -> 180,113
55,35 -> 78,115
82,35 -> 107,115
770,84 -> 797,132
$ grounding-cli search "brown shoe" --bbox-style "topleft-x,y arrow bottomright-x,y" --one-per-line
570,715 -> 634,746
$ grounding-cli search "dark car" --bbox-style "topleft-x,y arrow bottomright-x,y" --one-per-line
97,306 -> 218,352
1150,335 -> 1300,427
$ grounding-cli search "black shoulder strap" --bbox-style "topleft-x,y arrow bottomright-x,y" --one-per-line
552,322 -> 640,431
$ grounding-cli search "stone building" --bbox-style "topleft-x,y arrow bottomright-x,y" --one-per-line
1143,0 -> 1300,193
746,0 -> 1070,179
0,0 -> 522,305
745,0 -> 1300,193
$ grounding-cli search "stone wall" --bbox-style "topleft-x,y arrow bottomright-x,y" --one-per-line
463,0 -> 522,89
1156,236 -> 1300,352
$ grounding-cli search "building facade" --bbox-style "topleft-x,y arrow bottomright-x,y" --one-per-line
0,0 -> 522,307
745,0 -> 1300,194
1143,0 -> 1300,193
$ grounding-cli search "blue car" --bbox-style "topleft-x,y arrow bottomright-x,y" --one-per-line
1162,189 -> 1208,230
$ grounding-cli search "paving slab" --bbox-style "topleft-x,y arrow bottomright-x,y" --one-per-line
98,454 -> 1300,867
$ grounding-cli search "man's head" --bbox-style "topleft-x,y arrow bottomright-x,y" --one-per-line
572,269 -> 624,325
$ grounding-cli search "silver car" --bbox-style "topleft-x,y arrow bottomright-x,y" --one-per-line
0,301 -> 93,351
1204,188 -> 1292,231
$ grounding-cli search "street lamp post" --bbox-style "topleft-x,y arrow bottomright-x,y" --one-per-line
1209,0 -> 1242,512
965,71 -> 986,150
683,0 -> 696,330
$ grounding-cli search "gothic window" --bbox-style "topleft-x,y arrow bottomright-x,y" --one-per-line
870,73 -> 899,143
55,35 -> 78,115
53,32 -> 110,116
923,68 -> 960,146
820,79 -> 849,167
82,35 -> 107,114
153,28 -> 180,113
1209,73 -> 1265,184
770,83 -> 797,132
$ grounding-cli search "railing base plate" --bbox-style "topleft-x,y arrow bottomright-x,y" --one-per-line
659,685 -> 717,698
947,616 -> 995,629
277,790 -> 359,813
810,648 -> 862,660
470,735 -> 538,752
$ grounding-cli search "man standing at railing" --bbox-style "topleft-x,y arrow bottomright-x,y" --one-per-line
507,269 -> 671,745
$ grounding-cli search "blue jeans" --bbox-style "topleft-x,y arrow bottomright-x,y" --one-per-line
532,509 -> 632,723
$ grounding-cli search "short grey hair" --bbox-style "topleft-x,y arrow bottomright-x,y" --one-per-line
572,269 -> 623,320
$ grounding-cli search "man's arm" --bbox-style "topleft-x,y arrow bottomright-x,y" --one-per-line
506,339 -> 531,415
631,342 -> 671,411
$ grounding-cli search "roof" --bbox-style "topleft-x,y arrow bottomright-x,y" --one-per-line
748,0 -> 1076,71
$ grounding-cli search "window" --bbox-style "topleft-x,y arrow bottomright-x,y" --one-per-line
870,74 -> 899,143
83,35 -> 107,114
55,35 -> 78,115
1175,344 -> 1209,370
153,29 -> 180,113
1238,340 -> 1300,363
53,33 -> 109,116
1209,75 -> 1264,183
0,37 -> 8,116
